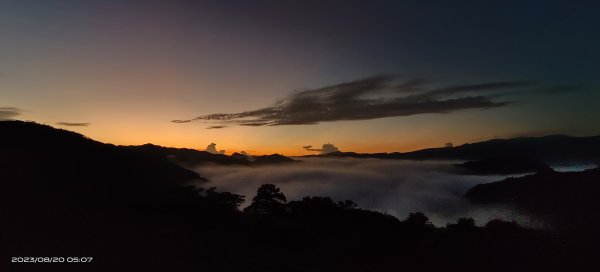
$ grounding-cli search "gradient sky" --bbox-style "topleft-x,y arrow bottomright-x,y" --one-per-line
1,0 -> 599,155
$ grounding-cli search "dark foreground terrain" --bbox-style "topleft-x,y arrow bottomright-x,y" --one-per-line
1,121 -> 598,271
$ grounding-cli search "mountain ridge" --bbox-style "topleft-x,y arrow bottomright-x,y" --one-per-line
4,120 -> 599,166
308,134 -> 600,163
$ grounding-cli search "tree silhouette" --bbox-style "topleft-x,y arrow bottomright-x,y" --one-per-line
406,212 -> 431,226
337,199 -> 358,209
456,217 -> 476,227
244,184 -> 287,216
447,217 -> 476,230
197,187 -> 245,211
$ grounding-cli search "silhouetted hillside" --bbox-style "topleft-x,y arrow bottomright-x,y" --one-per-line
0,121 -> 203,204
465,167 -> 600,244
0,121 -> 592,271
454,155 -> 553,175
127,143 -> 252,167
312,135 -> 600,164
252,153 -> 298,165
231,152 -> 250,160
0,121 -> 243,270
126,144 -> 298,167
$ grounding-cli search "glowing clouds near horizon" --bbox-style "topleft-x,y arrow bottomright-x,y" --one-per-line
0,107 -> 22,120
303,143 -> 341,154
205,143 -> 226,155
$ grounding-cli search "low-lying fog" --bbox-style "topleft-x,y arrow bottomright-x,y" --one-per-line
193,158 -> 547,227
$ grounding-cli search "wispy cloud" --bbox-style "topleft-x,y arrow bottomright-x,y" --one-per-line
56,122 -> 90,127
173,75 -> 535,127
0,107 -> 22,120
536,85 -> 581,95
206,125 -> 227,129
172,119 -> 192,123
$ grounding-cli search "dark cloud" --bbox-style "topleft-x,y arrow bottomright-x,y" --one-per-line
206,125 -> 227,129
239,122 -> 274,126
0,107 -> 22,120
487,84 -> 580,99
303,143 -> 341,154
536,85 -> 582,95
174,76 -> 534,127
172,119 -> 192,123
425,81 -> 533,97
56,122 -> 90,127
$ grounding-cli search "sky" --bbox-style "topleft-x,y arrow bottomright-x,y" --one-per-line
1,0 -> 599,155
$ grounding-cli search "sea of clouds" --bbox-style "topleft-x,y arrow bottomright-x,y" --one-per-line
193,158 -> 546,227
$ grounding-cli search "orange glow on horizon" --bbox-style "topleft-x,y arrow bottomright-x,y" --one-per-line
49,121 -> 456,156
